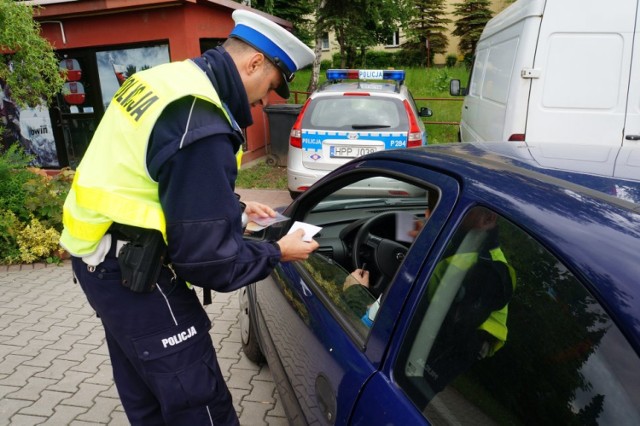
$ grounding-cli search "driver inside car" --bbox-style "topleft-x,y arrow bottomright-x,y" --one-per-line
342,206 -> 515,354
342,206 -> 432,323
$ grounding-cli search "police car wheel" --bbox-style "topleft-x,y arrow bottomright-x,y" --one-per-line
238,287 -> 265,364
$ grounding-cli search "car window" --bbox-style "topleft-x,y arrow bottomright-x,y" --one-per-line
305,97 -> 406,131
295,176 -> 435,342
395,207 -> 640,424
296,252 -> 376,337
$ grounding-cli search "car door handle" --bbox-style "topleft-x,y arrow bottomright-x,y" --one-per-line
315,374 -> 337,423
625,134 -> 640,141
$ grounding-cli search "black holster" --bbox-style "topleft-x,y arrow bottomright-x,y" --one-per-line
113,225 -> 167,293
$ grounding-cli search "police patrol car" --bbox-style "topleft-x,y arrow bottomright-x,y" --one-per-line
287,69 -> 432,199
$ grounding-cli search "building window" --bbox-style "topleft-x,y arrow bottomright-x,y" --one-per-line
386,30 -> 400,47
321,32 -> 330,51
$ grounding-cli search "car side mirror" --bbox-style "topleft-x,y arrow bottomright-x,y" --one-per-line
419,107 -> 433,118
450,79 -> 466,96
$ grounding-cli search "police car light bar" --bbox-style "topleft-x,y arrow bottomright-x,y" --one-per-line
326,69 -> 405,82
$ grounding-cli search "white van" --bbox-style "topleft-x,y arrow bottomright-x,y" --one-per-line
450,0 -> 640,146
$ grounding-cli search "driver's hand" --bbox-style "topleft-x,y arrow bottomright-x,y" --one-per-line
343,269 -> 369,290
408,208 -> 432,239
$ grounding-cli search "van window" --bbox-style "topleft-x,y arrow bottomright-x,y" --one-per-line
482,37 -> 519,104
469,49 -> 488,97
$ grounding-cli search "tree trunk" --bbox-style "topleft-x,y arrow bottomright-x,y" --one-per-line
307,32 -> 324,93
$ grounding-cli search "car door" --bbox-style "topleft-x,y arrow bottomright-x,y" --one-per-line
353,204 -> 640,424
255,161 -> 460,424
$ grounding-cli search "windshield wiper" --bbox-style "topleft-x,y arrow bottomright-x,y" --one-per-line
351,124 -> 391,130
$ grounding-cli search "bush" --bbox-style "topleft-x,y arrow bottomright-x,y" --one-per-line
16,216 -> 61,264
0,210 -> 21,263
320,59 -> 332,70
332,52 -> 342,68
446,54 -> 457,68
430,68 -> 453,92
0,144 -> 72,264
394,49 -> 425,67
362,51 -> 396,68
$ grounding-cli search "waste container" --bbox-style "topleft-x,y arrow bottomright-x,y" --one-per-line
263,103 -> 302,167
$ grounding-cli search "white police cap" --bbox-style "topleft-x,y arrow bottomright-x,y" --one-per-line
230,9 -> 314,99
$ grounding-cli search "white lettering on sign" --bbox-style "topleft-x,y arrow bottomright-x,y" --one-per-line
359,70 -> 383,80
161,325 -> 197,348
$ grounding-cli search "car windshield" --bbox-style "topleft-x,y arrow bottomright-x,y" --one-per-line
306,96 -> 407,131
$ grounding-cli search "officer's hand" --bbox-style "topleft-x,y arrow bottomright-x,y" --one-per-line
276,229 -> 319,262
244,201 -> 276,218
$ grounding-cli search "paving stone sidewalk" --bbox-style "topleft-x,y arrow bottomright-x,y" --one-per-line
0,189 -> 293,425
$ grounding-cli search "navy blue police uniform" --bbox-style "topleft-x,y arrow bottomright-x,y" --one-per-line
72,47 -> 280,425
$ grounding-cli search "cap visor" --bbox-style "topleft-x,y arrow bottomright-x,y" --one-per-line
275,72 -> 290,99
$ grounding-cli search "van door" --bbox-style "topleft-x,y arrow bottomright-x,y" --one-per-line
459,0 -> 545,142
525,0 -> 639,146
623,5 -> 640,146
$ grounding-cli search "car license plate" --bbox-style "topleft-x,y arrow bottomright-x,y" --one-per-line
330,146 -> 376,158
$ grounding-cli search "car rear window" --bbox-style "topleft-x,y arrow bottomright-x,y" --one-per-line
304,96 -> 407,131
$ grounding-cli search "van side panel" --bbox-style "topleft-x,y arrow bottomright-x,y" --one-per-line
623,5 -> 640,146
525,0 -> 639,146
460,0 -> 545,142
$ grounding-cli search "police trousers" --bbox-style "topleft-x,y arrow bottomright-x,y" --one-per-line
72,255 -> 239,426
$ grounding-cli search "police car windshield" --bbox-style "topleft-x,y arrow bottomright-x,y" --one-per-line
306,97 -> 407,131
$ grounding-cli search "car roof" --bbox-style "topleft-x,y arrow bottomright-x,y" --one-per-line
357,142 -> 640,350
373,142 -> 640,205
313,81 -> 407,96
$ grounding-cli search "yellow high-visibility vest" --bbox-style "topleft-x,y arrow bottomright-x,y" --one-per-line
429,247 -> 516,355
60,60 -> 242,256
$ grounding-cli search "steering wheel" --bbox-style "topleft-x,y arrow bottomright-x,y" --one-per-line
352,211 -> 409,297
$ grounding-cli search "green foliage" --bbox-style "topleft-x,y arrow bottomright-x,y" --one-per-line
236,162 -> 287,190
394,49 -> 426,67
0,0 -> 65,108
319,0 -> 412,68
452,0 -> 493,57
16,216 -> 61,264
0,144 -> 72,264
430,68 -> 453,92
331,49 -> 428,69
446,54 -> 458,67
250,0 -> 316,45
0,210 -> 21,263
403,0 -> 451,66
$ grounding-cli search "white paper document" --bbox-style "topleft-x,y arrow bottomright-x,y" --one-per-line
287,221 -> 322,242
396,211 -> 418,243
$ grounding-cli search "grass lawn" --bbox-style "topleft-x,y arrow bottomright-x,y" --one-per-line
238,66 -> 471,190
236,161 -> 288,189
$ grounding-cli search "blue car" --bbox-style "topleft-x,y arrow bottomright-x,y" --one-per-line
239,142 -> 640,425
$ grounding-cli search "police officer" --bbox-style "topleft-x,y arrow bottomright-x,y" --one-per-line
59,10 -> 318,425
